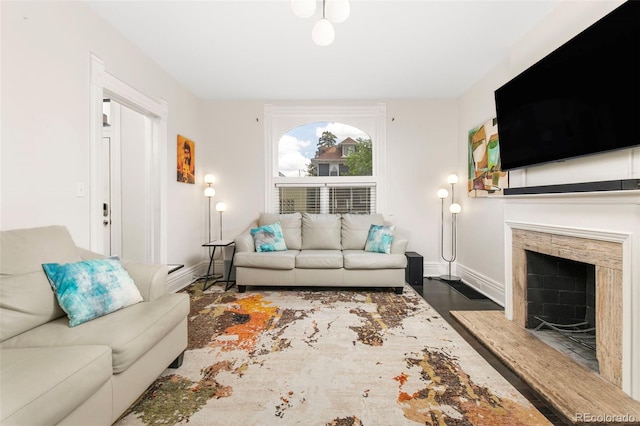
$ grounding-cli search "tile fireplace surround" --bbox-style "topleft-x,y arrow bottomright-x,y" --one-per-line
503,191 -> 640,400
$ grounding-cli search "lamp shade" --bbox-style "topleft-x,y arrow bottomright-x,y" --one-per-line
325,0 -> 350,23
437,188 -> 449,199
447,174 -> 459,184
291,0 -> 316,18
204,187 -> 216,198
449,203 -> 462,214
215,202 -> 227,212
312,18 -> 335,46
204,174 -> 216,184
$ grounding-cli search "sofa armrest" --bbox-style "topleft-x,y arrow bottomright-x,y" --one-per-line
234,233 -> 255,253
77,247 -> 166,301
121,261 -> 168,301
391,234 -> 409,254
234,221 -> 258,253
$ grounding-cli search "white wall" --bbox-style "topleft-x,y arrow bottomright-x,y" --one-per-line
1,1 -> 205,272
456,0 -> 638,304
201,100 -> 459,268
2,2 -> 462,279
4,0 -> 636,293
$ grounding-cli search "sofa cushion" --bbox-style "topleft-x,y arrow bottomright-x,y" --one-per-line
0,272 -> 66,341
341,214 -> 385,250
234,250 -> 299,270
302,213 -> 342,250
0,293 -> 189,374
42,257 -> 144,327
295,250 -> 343,269
0,226 -> 80,341
0,346 -> 112,425
259,213 -> 302,250
364,224 -> 396,254
251,222 -> 288,252
342,250 -> 407,269
0,225 -> 81,276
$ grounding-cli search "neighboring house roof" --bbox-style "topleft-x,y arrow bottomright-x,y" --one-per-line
340,137 -> 357,146
311,137 -> 359,164
313,146 -> 342,162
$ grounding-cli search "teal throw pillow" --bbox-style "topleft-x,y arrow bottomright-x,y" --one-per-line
364,224 -> 396,254
251,222 -> 288,252
42,257 -> 143,327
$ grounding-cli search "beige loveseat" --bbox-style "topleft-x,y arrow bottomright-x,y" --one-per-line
234,213 -> 408,294
0,226 -> 190,425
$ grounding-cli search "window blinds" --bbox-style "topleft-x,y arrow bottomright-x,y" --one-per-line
274,183 -> 376,214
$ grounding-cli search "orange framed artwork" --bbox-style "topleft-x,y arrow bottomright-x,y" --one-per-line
177,135 -> 195,184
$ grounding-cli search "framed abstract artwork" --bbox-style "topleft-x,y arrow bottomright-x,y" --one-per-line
468,118 -> 508,197
177,135 -> 195,184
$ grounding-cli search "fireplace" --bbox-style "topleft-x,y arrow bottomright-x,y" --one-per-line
526,251 -> 596,330
525,251 -> 598,372
509,227 -> 622,388
503,191 -> 639,400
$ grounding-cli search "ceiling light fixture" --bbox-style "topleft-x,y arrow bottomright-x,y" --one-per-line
292,0 -> 316,18
293,0 -> 350,46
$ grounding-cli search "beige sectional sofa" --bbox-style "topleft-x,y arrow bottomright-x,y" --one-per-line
234,213 -> 408,294
0,226 -> 190,425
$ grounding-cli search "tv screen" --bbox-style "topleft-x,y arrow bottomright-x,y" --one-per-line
495,1 -> 640,171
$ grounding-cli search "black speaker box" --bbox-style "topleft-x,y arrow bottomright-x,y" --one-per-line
405,251 -> 423,285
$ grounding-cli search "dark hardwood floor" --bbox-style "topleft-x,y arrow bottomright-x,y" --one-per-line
416,278 -> 570,426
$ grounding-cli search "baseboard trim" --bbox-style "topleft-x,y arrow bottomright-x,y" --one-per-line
167,261 -> 209,293
423,261 -> 442,278
456,263 -> 505,307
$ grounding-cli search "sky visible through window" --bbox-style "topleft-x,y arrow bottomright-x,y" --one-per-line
278,121 -> 369,177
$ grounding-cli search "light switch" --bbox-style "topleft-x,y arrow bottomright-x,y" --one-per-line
76,182 -> 85,197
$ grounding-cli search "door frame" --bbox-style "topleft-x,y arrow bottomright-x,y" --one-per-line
89,54 -> 168,263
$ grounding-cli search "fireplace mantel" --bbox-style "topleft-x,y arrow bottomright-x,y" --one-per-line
503,195 -> 639,400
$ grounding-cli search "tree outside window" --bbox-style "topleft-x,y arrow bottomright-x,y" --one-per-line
276,121 -> 375,214
278,122 -> 372,178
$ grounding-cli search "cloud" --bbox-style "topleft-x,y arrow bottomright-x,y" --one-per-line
315,122 -> 369,142
278,134 -> 312,177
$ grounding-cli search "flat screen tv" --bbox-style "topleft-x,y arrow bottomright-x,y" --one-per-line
495,1 -> 640,171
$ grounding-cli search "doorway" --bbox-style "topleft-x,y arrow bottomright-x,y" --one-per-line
102,99 -> 148,261
90,54 -> 168,264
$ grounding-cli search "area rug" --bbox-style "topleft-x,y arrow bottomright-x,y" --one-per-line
116,284 -> 550,425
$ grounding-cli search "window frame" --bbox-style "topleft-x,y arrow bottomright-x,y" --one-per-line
264,104 -> 387,214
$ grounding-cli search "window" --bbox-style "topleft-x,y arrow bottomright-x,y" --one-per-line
264,105 -> 386,214
276,184 -> 376,214
342,144 -> 356,157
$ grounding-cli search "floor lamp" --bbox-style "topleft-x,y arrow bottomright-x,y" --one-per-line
215,202 -> 226,240
204,174 -> 216,244
438,174 -> 462,282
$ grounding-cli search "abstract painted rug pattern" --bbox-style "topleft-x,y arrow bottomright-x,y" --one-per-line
116,284 -> 550,425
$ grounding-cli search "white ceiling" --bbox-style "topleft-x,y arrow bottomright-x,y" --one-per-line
87,0 -> 559,100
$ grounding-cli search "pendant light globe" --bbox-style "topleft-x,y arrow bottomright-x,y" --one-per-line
312,18 -> 335,46
291,0 -> 316,18
325,0 -> 350,23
